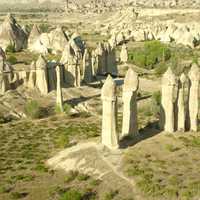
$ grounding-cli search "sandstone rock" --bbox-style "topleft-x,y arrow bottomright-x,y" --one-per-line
120,43 -> 128,63
56,65 -> 64,112
122,68 -> 139,138
101,75 -> 118,149
35,55 -> 49,94
0,13 -> 27,51
27,62 -> 36,89
177,73 -> 189,132
28,24 -> 41,48
161,67 -> 178,133
82,49 -> 93,84
188,64 -> 200,132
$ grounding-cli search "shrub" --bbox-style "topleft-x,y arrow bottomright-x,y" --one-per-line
55,103 -> 72,115
129,41 -> 171,70
104,190 -> 119,200
39,23 -> 51,33
7,55 -> 18,65
6,44 -> 15,53
151,91 -> 161,117
60,189 -> 82,200
24,100 -> 43,119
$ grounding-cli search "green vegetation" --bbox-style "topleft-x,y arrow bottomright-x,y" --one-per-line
128,41 -> 200,77
128,41 -> 171,70
55,103 -> 72,115
6,44 -> 16,53
24,100 -> 44,119
39,23 -> 51,33
59,189 -> 82,200
0,116 -> 101,200
104,190 -> 119,200
123,133 -> 200,200
7,55 -> 18,65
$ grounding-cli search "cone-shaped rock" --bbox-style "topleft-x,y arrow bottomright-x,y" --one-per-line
0,13 -> 27,51
28,24 -> 41,48
35,55 -> 48,94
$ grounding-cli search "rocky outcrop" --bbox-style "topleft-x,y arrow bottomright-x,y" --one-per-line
0,13 -> 27,51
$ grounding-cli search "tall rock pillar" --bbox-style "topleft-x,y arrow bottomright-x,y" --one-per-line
122,68 -> 139,138
161,67 -> 178,133
101,75 -> 119,149
177,73 -> 189,132
56,65 -> 64,113
189,64 -> 199,132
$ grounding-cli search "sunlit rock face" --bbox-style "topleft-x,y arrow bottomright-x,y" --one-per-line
0,14 -> 27,51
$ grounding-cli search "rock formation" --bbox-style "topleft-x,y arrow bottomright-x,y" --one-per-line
101,75 -> 118,149
49,26 -> 68,53
96,42 -> 106,75
120,43 -> 128,63
161,67 -> 178,133
56,65 -> 64,112
177,73 -> 189,132
27,62 -> 36,89
188,64 -> 200,132
35,55 -> 49,94
122,68 -> 139,138
82,49 -> 93,84
0,47 -> 13,94
105,43 -> 117,76
0,13 -> 27,51
28,24 -> 41,48
60,44 -> 81,87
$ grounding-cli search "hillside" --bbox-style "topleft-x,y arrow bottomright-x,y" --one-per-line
1,0 -> 200,8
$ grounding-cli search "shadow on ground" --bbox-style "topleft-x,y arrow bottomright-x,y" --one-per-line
64,94 -> 100,106
120,120 -> 162,149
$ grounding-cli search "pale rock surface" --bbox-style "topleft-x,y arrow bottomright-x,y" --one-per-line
122,68 -> 139,138
35,55 -> 49,94
0,13 -> 27,51
28,24 -> 41,48
56,65 -> 64,112
161,67 -> 178,133
27,62 -> 36,89
188,64 -> 200,132
120,43 -> 128,63
177,73 -> 189,132
60,44 -> 81,87
101,75 -> 119,149
49,26 -> 68,52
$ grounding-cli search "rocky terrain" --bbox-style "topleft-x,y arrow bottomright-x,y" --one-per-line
1,0 -> 200,10
0,2 -> 199,200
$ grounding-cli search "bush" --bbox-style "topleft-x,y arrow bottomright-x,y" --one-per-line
151,91 -> 161,117
60,189 -> 82,200
55,103 -> 72,115
7,55 -> 18,65
24,100 -> 43,119
39,23 -> 51,33
6,44 -> 15,53
129,41 -> 171,70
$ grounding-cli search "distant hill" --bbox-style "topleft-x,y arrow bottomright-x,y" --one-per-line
0,0 -> 200,9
